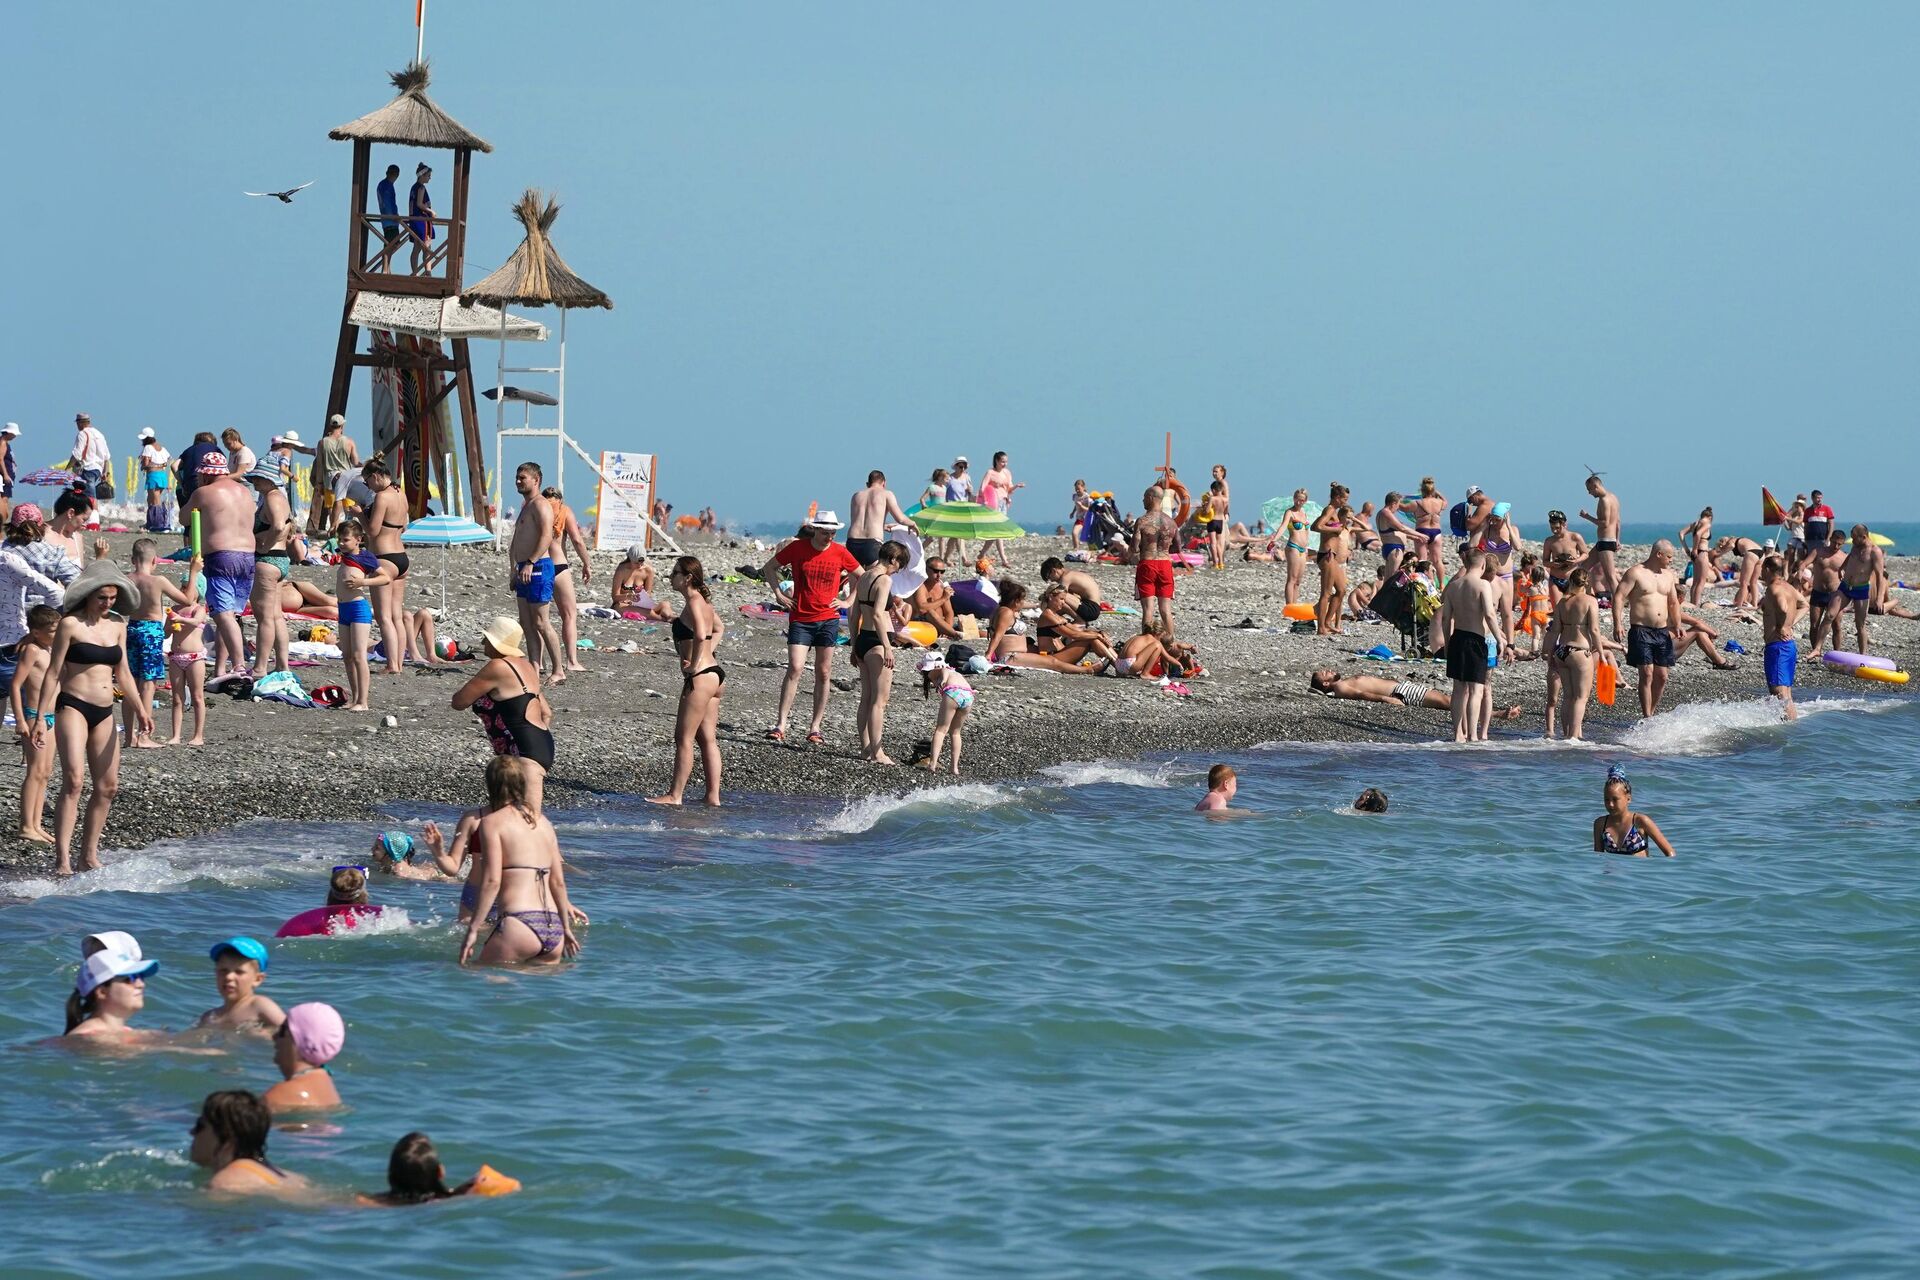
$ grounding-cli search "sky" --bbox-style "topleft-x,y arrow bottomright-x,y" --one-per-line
4,2 -> 1915,526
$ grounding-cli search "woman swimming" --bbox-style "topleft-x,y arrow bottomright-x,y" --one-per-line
190,1090 -> 309,1196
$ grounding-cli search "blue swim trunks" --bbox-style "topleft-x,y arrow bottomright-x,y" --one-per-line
514,557 -> 555,605
1845,583 -> 1871,602
338,598 -> 373,626
127,618 -> 166,683
1764,639 -> 1797,690
203,549 -> 256,616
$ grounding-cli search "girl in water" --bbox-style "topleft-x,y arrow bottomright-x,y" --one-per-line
1593,767 -> 1676,857
648,555 -> 726,804
459,756 -> 583,966
190,1090 -> 308,1196
34,562 -> 150,876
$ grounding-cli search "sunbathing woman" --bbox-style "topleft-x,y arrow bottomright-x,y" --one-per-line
985,581 -> 1095,674
1375,492 -> 1417,579
1278,489 -> 1312,604
1108,625 -> 1196,679
459,756 -> 582,966
1478,504 -> 1518,646
1033,584 -> 1119,667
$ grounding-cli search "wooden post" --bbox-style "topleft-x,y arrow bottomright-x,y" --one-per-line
348,141 -> 370,276
451,338 -> 488,527
325,292 -> 359,429
448,147 -> 472,292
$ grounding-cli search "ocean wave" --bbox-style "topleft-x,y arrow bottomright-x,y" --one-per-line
7,847 -> 293,900
1620,695 -> 1897,757
816,783 -> 1018,835
1040,760 -> 1180,789
39,1147 -> 192,1192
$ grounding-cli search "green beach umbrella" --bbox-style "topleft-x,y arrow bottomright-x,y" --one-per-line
912,502 -> 1026,541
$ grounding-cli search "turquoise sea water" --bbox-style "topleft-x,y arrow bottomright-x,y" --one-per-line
2,695 -> 1917,1277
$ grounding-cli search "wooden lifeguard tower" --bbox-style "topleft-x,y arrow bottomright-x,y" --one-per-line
323,61 -> 510,521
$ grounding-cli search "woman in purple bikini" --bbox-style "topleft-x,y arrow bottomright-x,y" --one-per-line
458,756 -> 583,966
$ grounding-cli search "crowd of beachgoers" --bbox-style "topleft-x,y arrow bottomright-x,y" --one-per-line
7,413 -> 1909,1199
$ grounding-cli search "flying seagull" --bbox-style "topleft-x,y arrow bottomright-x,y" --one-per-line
243,181 -> 316,204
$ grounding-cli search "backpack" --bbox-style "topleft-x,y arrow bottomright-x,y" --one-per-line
1448,501 -> 1469,538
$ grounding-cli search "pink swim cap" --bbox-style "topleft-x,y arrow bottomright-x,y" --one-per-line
284,1002 -> 346,1065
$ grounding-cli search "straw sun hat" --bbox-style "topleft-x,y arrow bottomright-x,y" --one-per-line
482,616 -> 525,657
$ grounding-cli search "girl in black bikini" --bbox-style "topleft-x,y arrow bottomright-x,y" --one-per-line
648,556 -> 727,806
851,542 -> 909,765
458,756 -> 582,966
33,565 -> 150,876
451,617 -> 556,814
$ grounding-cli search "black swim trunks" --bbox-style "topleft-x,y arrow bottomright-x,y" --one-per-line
1445,630 -> 1490,684
846,537 -> 882,568
1075,599 -> 1102,624
1594,540 -> 1620,554
1626,624 -> 1675,668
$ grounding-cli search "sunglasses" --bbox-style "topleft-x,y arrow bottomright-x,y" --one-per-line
926,567 -> 945,575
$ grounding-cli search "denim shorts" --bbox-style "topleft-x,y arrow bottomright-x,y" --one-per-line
786,617 -> 841,649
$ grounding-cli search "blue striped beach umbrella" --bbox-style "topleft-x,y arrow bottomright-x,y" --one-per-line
403,514 -> 496,610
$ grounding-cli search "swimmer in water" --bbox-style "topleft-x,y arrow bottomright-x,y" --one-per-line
190,1090 -> 309,1196
369,828 -> 461,882
264,1002 -> 346,1113
357,1132 -> 505,1206
195,936 -> 284,1034
1592,767 -> 1676,858
1195,763 -> 1237,812
65,945 -> 161,1039
1354,788 -> 1389,813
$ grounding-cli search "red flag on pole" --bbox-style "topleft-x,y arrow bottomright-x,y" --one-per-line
1761,486 -> 1785,526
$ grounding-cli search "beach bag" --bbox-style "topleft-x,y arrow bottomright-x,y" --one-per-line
1596,658 -> 1618,706
1448,501 -> 1469,537
945,643 -> 977,670
96,475 -> 115,501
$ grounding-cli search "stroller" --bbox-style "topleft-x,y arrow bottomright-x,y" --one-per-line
1370,569 -> 1437,655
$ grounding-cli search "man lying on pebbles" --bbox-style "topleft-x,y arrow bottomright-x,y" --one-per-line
1309,669 -> 1522,721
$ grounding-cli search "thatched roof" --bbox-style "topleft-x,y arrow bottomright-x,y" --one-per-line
462,190 -> 613,310
328,61 -> 492,153
349,291 -> 548,342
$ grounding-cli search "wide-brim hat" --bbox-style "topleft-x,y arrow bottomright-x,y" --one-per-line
62,559 -> 141,616
277,430 -> 303,444
242,462 -> 283,487
806,510 -> 844,530
482,616 -> 525,657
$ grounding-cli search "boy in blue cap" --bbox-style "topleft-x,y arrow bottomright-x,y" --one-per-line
196,937 -> 284,1034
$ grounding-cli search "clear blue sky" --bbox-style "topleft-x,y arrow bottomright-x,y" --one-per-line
5,2 -> 1914,526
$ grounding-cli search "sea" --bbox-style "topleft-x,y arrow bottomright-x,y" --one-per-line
2,694 -> 1917,1277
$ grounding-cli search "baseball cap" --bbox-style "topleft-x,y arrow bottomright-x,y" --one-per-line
1466,485 -> 1483,498
138,427 -> 156,441
284,1002 -> 346,1065
328,413 -> 346,428
81,930 -> 141,961
209,935 -> 269,971
76,949 -> 158,997
626,543 -> 647,563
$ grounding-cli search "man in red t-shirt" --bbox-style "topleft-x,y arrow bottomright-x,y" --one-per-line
1803,490 -> 1834,549
759,511 -> 860,744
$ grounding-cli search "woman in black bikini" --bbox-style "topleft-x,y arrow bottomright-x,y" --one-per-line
851,541 -> 909,765
1033,584 -> 1120,668
1311,486 -> 1351,636
33,562 -> 149,876
648,556 -> 726,805
450,617 -> 556,814
361,459 -> 413,673
1593,767 -> 1676,857
459,756 -> 581,966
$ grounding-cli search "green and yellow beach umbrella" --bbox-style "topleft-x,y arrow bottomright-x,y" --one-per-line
911,502 -> 1025,541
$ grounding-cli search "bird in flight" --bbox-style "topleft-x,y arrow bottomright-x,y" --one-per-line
243,181 -> 316,203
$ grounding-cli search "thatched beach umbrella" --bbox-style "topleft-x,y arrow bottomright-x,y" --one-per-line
327,60 -> 492,153
462,190 -> 613,524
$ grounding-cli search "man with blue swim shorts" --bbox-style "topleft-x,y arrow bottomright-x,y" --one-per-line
180,451 -> 257,684
507,462 -> 566,680
1759,554 -> 1804,721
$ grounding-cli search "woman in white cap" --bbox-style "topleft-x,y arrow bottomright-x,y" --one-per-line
66,943 -> 160,1037
137,428 -> 172,533
450,617 -> 555,814
33,560 -> 148,877
0,421 -> 20,525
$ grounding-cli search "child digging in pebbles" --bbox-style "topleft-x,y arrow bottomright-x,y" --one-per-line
917,653 -> 973,774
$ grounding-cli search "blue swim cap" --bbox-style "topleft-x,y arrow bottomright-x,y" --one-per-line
379,831 -> 415,864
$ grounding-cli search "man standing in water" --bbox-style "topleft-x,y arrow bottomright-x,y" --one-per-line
1437,542 -> 1506,742
1839,524 -> 1887,655
1578,471 -> 1622,618
845,471 -> 917,568
508,463 -> 565,681
1132,484 -> 1179,637
181,454 -> 257,684
1760,554 -> 1804,721
1613,540 -> 1684,718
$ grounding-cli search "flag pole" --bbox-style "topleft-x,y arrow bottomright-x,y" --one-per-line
416,0 -> 426,63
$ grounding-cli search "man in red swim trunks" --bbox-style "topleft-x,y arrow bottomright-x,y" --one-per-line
1132,484 -> 1178,637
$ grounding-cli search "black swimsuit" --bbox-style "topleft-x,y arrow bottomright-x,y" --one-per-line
59,639 -> 122,729
369,501 -> 409,577
673,611 -> 725,689
471,664 -> 557,771
852,579 -> 888,663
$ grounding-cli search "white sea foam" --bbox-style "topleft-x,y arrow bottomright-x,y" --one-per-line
324,906 -> 420,937
816,783 -> 1016,835
7,845 -> 291,900
1041,760 -> 1180,789
1619,695 -> 1895,757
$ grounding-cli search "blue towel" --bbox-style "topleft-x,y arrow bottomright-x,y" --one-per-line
1724,639 -> 1746,654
